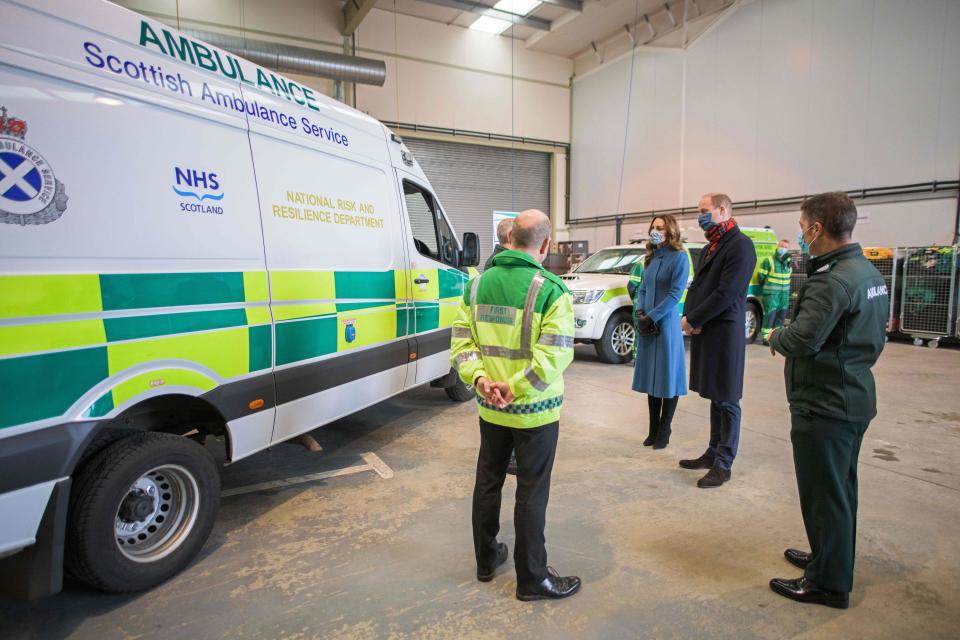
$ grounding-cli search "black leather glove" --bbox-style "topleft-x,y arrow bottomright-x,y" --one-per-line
635,310 -> 653,332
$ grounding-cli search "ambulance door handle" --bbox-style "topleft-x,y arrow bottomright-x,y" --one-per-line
414,276 -> 430,284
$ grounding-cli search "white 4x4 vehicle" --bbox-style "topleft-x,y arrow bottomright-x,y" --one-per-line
562,245 -> 649,364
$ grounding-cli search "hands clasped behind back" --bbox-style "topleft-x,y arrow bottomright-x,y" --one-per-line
475,376 -> 515,409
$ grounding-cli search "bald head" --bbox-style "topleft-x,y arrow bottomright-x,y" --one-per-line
496,218 -> 513,247
512,209 -> 550,247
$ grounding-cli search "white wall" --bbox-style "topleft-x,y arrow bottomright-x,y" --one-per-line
111,0 -> 573,142
569,0 -> 960,246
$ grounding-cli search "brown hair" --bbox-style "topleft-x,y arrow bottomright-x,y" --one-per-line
801,192 -> 857,239
644,214 -> 684,266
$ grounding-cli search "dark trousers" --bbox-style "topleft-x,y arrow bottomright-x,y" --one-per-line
791,411 -> 870,593
707,400 -> 741,470
472,418 -> 558,588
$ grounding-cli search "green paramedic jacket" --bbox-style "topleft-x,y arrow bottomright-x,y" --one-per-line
771,243 -> 888,422
450,250 -> 575,429
758,251 -> 792,295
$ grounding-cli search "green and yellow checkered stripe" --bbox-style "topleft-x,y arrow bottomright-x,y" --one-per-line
0,267 -> 468,429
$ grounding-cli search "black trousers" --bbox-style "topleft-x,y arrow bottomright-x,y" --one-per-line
472,418 -> 559,588
791,411 -> 870,593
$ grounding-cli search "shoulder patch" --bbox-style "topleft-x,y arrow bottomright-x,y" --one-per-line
815,263 -> 832,274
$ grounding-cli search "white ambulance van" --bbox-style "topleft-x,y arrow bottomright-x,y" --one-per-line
0,0 -> 480,597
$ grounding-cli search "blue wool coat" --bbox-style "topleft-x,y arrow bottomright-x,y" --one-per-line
632,247 -> 689,399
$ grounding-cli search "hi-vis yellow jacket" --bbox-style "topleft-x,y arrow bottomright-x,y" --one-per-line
450,250 -> 575,428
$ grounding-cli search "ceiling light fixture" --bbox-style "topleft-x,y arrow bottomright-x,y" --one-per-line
492,0 -> 542,16
469,16 -> 512,34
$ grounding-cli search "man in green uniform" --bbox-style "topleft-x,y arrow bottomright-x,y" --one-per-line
759,239 -> 792,343
768,192 -> 888,609
451,209 -> 581,602
483,218 -> 514,271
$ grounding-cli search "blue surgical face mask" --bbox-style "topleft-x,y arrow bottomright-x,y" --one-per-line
777,247 -> 788,258
649,229 -> 665,246
798,224 -> 819,256
698,211 -> 717,231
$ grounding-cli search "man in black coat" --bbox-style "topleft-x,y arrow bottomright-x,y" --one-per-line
680,193 -> 757,488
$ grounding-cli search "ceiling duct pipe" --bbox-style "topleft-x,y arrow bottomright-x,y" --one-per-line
182,29 -> 387,86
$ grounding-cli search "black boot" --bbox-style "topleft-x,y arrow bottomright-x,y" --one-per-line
653,397 -> 678,449
644,396 -> 662,446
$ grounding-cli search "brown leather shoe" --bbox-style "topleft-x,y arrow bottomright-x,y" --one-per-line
679,453 -> 714,470
697,465 -> 731,488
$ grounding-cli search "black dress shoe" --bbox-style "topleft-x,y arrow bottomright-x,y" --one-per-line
769,577 -> 849,609
784,548 -> 812,570
477,543 -> 509,582
516,567 -> 581,601
679,453 -> 714,469
697,465 -> 731,488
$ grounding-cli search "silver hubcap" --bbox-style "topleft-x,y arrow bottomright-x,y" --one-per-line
611,322 -> 635,356
745,309 -> 757,339
115,465 -> 200,563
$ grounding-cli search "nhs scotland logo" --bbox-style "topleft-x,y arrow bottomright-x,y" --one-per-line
173,166 -> 224,215
0,106 -> 69,226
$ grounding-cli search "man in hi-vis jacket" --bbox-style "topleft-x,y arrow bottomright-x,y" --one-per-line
450,209 -> 580,602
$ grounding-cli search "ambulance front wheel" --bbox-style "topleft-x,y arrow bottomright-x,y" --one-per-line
445,378 -> 476,402
65,431 -> 220,592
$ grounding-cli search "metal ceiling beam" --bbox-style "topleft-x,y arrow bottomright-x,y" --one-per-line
417,0 -> 553,31
538,0 -> 583,11
342,0 -> 378,36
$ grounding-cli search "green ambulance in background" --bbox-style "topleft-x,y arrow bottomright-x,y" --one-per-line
564,228 -> 778,363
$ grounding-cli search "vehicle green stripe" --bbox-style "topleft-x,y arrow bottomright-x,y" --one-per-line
99,272 -> 246,311
416,305 -> 440,332
275,317 -> 337,366
396,309 -> 409,337
248,324 -> 273,371
439,269 -> 467,299
103,309 -> 248,342
89,392 -> 114,418
335,301 -> 394,313
334,271 -> 395,300
0,347 -> 109,429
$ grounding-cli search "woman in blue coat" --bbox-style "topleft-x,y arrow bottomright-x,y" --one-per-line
632,214 -> 689,449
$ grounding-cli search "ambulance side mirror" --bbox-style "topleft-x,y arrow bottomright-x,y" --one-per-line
461,232 -> 480,267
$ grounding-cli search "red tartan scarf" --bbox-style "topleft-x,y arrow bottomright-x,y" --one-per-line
706,218 -> 738,254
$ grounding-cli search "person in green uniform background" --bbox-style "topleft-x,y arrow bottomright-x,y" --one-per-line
758,239 -> 792,344
768,192 -> 888,609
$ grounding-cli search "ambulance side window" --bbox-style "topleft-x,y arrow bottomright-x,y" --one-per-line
403,181 -> 457,266
404,181 -> 440,260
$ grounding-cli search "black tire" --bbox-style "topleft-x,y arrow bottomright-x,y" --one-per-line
65,431 -> 220,593
745,300 -> 762,345
595,310 -> 634,364
445,378 -> 475,402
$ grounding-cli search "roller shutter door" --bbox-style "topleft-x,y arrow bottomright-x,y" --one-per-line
403,138 -> 551,268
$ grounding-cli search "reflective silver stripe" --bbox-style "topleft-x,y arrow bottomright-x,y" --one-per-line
480,345 -> 526,359
537,333 -> 574,348
524,366 -> 549,392
454,351 -> 481,370
521,273 -> 545,357
452,326 -> 472,339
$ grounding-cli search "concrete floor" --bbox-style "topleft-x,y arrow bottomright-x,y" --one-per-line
3,340 -> 960,639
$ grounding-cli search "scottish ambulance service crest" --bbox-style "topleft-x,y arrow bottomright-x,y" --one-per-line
0,106 -> 68,225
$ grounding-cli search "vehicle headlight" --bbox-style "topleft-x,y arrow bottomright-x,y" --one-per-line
572,289 -> 605,305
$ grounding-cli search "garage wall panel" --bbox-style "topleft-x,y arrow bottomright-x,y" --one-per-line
404,139 -> 551,268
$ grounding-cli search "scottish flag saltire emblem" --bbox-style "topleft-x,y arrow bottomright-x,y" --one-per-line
0,106 -> 68,225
